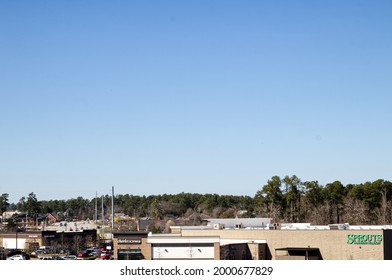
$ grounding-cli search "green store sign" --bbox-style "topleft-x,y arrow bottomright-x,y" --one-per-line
347,234 -> 383,245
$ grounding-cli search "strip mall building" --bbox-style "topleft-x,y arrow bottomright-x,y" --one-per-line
113,218 -> 392,260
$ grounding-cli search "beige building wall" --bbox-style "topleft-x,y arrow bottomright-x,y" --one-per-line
113,237 -> 151,260
248,243 -> 264,260
112,238 -> 119,259
180,229 -> 384,260
0,233 -> 42,251
214,242 -> 220,260
139,238 -> 152,260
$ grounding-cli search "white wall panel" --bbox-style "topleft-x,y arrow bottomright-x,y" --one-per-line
3,238 -> 27,249
152,245 -> 214,259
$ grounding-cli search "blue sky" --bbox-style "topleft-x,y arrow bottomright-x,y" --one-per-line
1,1 -> 391,203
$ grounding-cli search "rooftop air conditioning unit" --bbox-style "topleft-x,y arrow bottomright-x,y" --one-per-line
328,224 -> 339,230
213,223 -> 224,230
269,223 -> 281,230
328,223 -> 350,230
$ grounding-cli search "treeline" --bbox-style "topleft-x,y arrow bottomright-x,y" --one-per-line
255,176 -> 392,225
1,176 -> 392,225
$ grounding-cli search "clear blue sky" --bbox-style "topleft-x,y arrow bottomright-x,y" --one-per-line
1,1 -> 391,203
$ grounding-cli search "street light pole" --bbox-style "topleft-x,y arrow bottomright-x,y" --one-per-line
14,219 -> 18,251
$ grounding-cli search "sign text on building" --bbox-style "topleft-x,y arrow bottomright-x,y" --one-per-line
118,238 -> 141,244
347,234 -> 382,245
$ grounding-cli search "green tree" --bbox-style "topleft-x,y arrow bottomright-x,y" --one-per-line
302,181 -> 324,223
371,179 -> 392,224
255,176 -> 283,221
282,175 -> 301,222
0,193 -> 10,215
324,181 -> 346,224
27,192 -> 41,225
66,196 -> 91,220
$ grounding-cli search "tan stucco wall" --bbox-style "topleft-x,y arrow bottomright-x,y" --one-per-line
0,233 -> 42,251
113,237 -> 151,260
214,242 -> 220,260
140,238 -> 152,260
180,229 -> 384,260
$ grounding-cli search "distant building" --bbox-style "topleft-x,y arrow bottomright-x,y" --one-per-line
0,229 -> 97,253
0,231 -> 42,252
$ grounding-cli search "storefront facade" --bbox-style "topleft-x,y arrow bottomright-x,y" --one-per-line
0,231 -> 42,252
113,232 -> 150,260
179,228 -> 391,260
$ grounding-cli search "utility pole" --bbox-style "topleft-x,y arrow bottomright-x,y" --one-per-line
101,195 -> 104,224
15,218 -> 18,250
101,194 -> 104,248
111,186 -> 115,230
95,192 -> 98,223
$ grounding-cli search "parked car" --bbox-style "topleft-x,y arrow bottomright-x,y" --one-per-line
39,246 -> 53,251
63,255 -> 77,260
77,251 -> 90,259
32,249 -> 46,255
39,256 -> 53,260
7,254 -> 30,260
100,251 -> 113,260
6,249 -> 23,257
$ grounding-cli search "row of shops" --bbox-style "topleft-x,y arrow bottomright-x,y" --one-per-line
113,219 -> 392,260
112,229 -> 392,260
0,229 -> 98,254
2,218 -> 392,260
